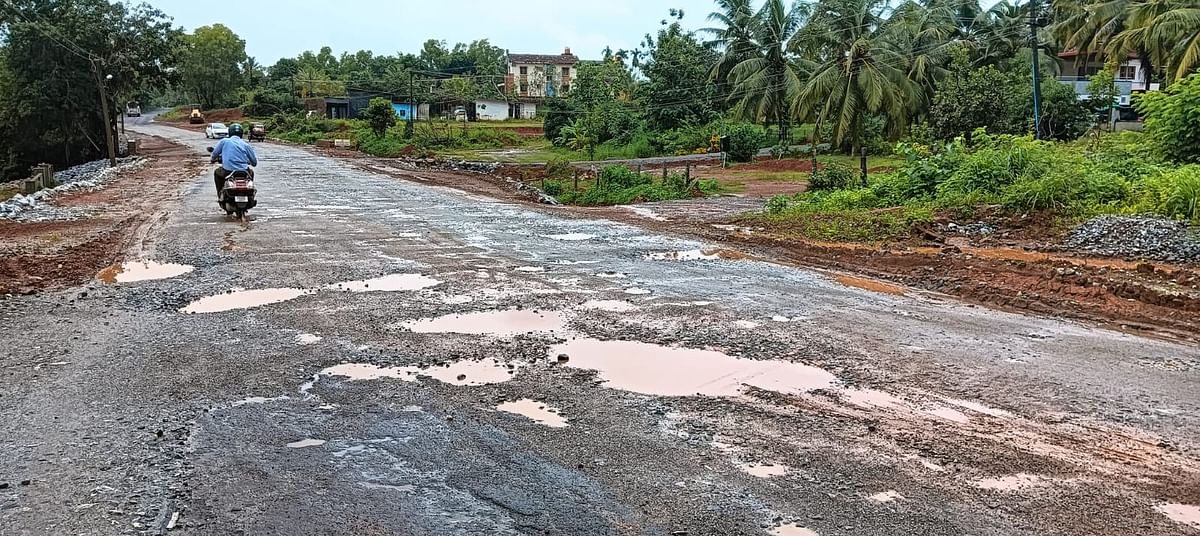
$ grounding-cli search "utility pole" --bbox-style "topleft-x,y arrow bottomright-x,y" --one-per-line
1029,0 -> 1046,140
406,72 -> 414,138
92,60 -> 117,168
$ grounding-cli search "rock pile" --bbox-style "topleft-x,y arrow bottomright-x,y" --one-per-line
0,157 -> 145,222
1063,215 -> 1200,263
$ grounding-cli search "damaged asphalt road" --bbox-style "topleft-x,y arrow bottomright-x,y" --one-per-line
1,122 -> 1198,536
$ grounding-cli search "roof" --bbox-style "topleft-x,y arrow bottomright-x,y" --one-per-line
508,53 -> 579,65
1058,49 -> 1138,59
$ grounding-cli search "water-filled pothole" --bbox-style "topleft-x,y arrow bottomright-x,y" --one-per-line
548,339 -> 836,397
287,438 -> 326,448
738,462 -> 789,478
402,309 -> 566,337
327,273 -> 441,292
180,288 -> 314,313
98,261 -> 194,283
496,399 -> 569,428
320,358 -> 517,386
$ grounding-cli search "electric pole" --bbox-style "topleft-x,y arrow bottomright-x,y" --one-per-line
1029,0 -> 1046,140
406,71 -> 414,138
92,59 -> 117,168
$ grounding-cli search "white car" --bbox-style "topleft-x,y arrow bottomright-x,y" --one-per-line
205,122 -> 228,139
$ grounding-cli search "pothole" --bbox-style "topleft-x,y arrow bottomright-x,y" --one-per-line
320,358 -> 517,387
1156,503 -> 1200,528
98,260 -> 193,283
496,399 -> 569,428
286,438 -> 326,449
772,524 -> 819,536
296,333 -> 322,345
738,462 -> 789,478
578,300 -> 639,312
544,233 -> 595,241
180,288 -> 314,313
401,309 -> 566,337
548,339 -> 836,397
327,273 -> 441,292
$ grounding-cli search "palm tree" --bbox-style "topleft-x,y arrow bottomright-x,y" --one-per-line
1108,0 -> 1200,82
791,0 -> 917,154
725,0 -> 808,141
887,1 -> 959,120
703,0 -> 761,88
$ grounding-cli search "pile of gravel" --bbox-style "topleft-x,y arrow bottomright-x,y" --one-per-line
0,157 -> 146,222
1063,215 -> 1200,263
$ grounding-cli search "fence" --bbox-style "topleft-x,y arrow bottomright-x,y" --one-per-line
21,164 -> 54,194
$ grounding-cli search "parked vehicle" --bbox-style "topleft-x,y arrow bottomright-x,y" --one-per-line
188,104 -> 204,124
207,146 -> 257,221
205,122 -> 229,139
126,103 -> 141,117
249,123 -> 266,142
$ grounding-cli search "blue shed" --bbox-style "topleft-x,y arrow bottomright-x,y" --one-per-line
391,103 -> 416,120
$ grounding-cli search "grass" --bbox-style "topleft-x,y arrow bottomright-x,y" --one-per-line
822,153 -> 906,170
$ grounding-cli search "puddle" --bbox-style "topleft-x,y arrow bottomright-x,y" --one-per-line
975,473 -> 1045,491
624,287 -> 652,295
402,309 -> 566,337
868,490 -> 905,503
579,300 -> 638,312
647,249 -> 722,261
626,206 -> 668,221
925,406 -> 971,424
320,358 -> 516,386
98,260 -> 194,283
287,438 -> 326,448
296,333 -> 322,345
442,295 -> 474,305
496,399 -> 569,428
549,339 -> 836,397
833,274 -> 906,296
231,395 -> 290,406
738,462 -> 789,478
514,266 -> 545,272
1156,503 -> 1200,528
942,398 -> 1012,418
595,271 -> 626,278
544,233 -> 595,241
772,524 -> 819,536
842,389 -> 905,409
328,273 -> 441,292
733,320 -> 760,329
180,288 -> 314,313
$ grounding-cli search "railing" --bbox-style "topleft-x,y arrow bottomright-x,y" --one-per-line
1056,78 -> 1134,96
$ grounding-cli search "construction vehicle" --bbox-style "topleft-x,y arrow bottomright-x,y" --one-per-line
188,104 -> 204,124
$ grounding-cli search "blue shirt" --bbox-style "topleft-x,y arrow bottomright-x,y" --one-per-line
211,136 -> 258,172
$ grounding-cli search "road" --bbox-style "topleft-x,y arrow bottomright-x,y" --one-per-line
1,122 -> 1198,536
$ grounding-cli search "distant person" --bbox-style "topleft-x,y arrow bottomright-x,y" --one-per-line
210,123 -> 257,197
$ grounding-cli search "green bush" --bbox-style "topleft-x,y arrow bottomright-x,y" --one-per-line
360,97 -> 397,136
810,161 -> 860,191
766,195 -> 790,215
725,123 -> 766,162
545,156 -> 572,179
1137,165 -> 1200,222
598,165 -> 649,188
542,180 -> 565,197
1136,73 -> 1200,164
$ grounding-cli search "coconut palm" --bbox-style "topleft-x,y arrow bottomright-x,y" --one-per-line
791,0 -> 918,153
1108,0 -> 1200,82
725,0 -> 808,140
703,0 -> 761,87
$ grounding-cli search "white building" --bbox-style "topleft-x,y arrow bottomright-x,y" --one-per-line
1057,50 -> 1161,106
499,48 -> 580,120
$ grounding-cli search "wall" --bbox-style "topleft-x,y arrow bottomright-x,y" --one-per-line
391,103 -> 417,122
475,100 -> 508,121
508,63 -> 577,98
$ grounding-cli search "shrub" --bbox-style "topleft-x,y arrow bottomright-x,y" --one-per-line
360,97 -> 397,136
1136,73 -> 1200,164
598,165 -> 648,189
810,161 -> 860,191
542,180 -> 565,197
725,123 -> 766,162
766,195 -> 790,215
1138,165 -> 1200,222
545,156 -> 572,179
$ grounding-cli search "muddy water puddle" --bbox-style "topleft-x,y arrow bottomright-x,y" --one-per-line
868,490 -> 905,503
180,288 -> 315,313
402,309 -> 566,337
496,399 -> 569,428
98,260 -> 193,283
544,233 -> 595,241
320,358 -> 516,387
296,333 -> 322,345
1156,503 -> 1200,528
646,248 -> 749,262
327,273 -> 441,292
287,438 -> 326,448
832,274 -> 906,296
772,524 -> 819,536
578,300 -> 639,312
974,473 -> 1047,491
738,462 -> 789,478
549,339 -> 836,397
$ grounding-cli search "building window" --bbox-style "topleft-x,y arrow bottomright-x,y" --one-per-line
519,81 -> 528,94
562,66 -> 570,78
398,110 -> 406,118
519,66 -> 528,75
1118,64 -> 1137,80
562,83 -> 570,93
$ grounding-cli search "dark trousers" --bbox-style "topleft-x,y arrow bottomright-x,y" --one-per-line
214,167 -> 254,196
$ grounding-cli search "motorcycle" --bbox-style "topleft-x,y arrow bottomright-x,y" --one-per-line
206,146 -> 257,220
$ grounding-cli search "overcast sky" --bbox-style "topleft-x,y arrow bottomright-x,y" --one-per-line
142,0 -> 722,64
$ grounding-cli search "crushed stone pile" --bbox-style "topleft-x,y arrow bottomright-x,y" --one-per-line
1063,215 -> 1200,264
0,157 -> 146,222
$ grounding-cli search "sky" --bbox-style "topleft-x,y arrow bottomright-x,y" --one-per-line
142,0 -> 722,65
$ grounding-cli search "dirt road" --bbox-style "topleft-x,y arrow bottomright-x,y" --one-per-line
2,123 -> 1198,535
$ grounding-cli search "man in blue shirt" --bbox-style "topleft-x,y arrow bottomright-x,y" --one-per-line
210,123 -> 258,197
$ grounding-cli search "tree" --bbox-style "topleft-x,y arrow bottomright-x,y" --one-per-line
0,0 -> 179,178
726,0 -> 807,140
179,24 -> 248,109
703,0 -> 761,92
1086,59 -> 1121,129
555,118 -> 598,159
640,22 -> 720,130
792,0 -> 917,153
1136,73 -> 1200,163
361,97 -> 397,136
929,48 -> 1026,139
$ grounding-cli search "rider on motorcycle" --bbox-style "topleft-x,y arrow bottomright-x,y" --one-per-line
210,123 -> 257,197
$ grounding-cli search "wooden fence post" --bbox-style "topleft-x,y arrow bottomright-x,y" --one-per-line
662,163 -> 668,183
860,147 -> 868,186
573,168 -> 579,192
